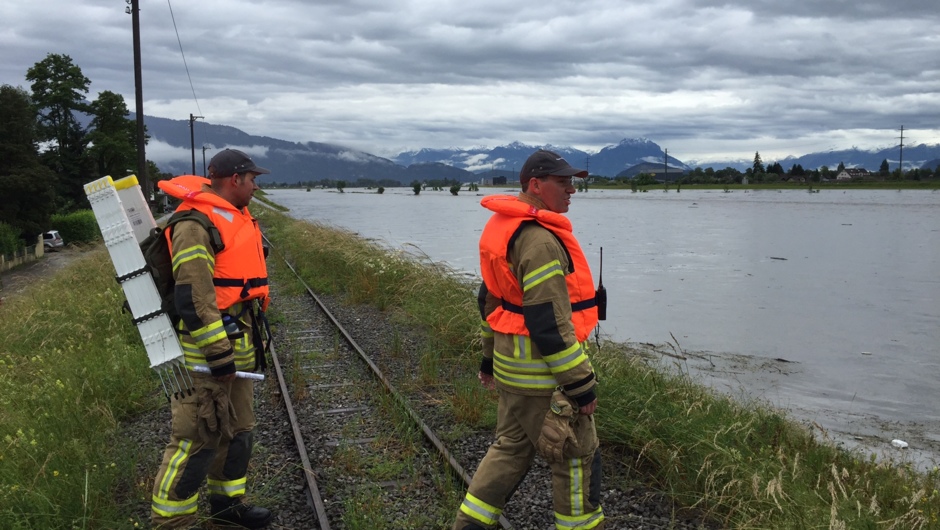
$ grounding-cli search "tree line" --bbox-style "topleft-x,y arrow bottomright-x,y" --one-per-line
0,53 -> 169,249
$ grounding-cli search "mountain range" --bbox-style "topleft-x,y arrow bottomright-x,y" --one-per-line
138,114 -> 940,185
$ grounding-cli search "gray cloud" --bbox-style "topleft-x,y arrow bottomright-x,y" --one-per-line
1,0 -> 937,164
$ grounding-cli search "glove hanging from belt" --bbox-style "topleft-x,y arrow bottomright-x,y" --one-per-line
197,381 -> 237,443
536,389 -> 580,463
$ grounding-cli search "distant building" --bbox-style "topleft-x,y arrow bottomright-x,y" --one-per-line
836,168 -> 870,180
616,162 -> 687,182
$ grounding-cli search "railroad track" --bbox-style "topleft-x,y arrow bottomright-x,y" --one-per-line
220,237 -> 721,530
256,240 -> 511,529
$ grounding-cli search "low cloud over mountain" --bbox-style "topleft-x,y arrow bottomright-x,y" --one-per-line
143,115 -> 940,184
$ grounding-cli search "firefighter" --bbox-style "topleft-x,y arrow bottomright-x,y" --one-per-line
151,149 -> 273,529
454,150 -> 604,530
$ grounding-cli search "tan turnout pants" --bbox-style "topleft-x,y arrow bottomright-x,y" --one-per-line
151,374 -> 256,529
454,389 -> 604,530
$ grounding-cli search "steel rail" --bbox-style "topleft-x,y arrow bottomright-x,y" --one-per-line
268,338 -> 331,529
265,235 -> 512,529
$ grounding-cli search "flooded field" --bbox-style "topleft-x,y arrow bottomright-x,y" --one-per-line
265,186 -> 940,468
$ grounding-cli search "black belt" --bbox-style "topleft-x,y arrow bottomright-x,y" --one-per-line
214,277 -> 269,299
500,297 -> 596,314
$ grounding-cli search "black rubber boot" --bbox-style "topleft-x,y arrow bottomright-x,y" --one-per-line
209,496 -> 273,529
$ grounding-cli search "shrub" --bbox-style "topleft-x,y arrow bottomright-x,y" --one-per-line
50,210 -> 102,245
0,222 -> 22,256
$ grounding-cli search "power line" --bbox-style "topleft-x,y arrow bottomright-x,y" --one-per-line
166,0 -> 207,148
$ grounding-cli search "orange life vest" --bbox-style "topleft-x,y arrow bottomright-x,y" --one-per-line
479,195 -> 598,341
158,175 -> 270,311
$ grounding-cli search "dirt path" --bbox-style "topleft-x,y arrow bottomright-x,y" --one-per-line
0,245 -> 95,300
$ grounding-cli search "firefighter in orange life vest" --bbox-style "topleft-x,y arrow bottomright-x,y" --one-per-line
454,150 -> 604,530
151,149 -> 273,529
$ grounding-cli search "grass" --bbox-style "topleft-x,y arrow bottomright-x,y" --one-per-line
593,345 -> 940,528
2,203 -> 938,528
0,249 -> 156,529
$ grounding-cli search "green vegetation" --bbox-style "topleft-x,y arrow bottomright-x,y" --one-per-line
0,249 -> 156,528
1,54 -> 172,250
49,210 -> 101,245
596,346 -> 940,528
3,203 -> 939,528
0,222 -> 20,256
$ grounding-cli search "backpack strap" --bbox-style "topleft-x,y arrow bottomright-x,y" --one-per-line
165,209 -> 224,254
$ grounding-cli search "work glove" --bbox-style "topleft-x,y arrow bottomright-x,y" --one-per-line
197,381 -> 237,443
536,390 -> 580,463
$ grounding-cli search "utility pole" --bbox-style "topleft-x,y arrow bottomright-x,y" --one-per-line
127,0 -> 148,202
664,148 -> 668,179
189,113 -> 203,174
898,125 -> 905,174
202,146 -> 209,176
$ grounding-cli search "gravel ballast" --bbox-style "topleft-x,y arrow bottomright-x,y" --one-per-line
123,277 -> 719,529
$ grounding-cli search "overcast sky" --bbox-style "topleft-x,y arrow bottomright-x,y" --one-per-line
2,0 -> 938,164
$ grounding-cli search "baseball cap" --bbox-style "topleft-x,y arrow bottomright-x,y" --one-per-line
519,149 -> 587,186
208,148 -> 270,177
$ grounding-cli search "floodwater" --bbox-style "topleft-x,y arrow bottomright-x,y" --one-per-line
264,186 -> 940,467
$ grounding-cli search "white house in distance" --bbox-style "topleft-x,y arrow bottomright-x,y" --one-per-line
836,168 -> 870,180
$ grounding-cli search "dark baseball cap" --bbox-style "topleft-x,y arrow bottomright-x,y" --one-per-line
519,149 -> 587,185
208,148 -> 270,177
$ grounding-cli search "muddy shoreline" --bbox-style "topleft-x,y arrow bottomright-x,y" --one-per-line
630,340 -> 940,472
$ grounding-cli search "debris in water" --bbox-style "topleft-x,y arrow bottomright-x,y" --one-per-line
770,257 -> 788,261
891,439 -> 909,449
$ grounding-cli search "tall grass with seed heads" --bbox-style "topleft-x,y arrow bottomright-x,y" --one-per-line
0,249 -> 157,528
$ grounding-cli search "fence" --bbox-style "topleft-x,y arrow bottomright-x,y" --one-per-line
0,236 -> 44,274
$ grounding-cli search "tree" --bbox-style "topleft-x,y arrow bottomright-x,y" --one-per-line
633,174 -> 658,186
336,180 -> 346,193
411,180 -> 422,195
0,84 -> 58,238
449,183 -> 460,195
879,159 -> 890,176
837,161 -> 845,172
86,91 -> 136,179
752,151 -> 765,174
26,53 -> 94,208
0,167 -> 57,241
0,85 -> 39,174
